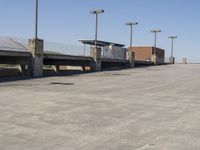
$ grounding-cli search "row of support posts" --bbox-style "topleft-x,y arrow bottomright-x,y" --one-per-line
25,38 -> 135,77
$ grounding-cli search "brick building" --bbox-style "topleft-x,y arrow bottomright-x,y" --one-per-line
130,46 -> 165,63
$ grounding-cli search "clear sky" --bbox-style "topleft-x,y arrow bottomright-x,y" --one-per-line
0,0 -> 199,62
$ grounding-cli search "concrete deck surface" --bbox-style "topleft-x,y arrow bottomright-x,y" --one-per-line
0,64 -> 200,150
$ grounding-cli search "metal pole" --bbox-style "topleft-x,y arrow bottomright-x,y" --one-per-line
126,22 -> 138,49
84,44 -> 86,56
168,36 -> 177,61
154,32 -> 157,55
171,38 -> 174,58
95,13 -> 98,51
35,0 -> 38,39
151,30 -> 161,55
130,25 -> 133,48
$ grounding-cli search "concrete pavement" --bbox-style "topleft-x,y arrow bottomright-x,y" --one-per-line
0,64 -> 200,150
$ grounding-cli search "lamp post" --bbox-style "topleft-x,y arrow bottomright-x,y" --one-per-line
125,22 -> 138,49
89,9 -> 104,51
150,29 -> 161,64
125,22 -> 138,68
35,0 -> 39,39
27,0 -> 44,77
168,36 -> 178,61
89,9 -> 104,71
151,29 -> 161,54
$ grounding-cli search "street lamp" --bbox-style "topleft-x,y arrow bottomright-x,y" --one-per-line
89,9 -> 104,51
168,36 -> 178,59
150,29 -> 161,55
150,30 -> 161,64
125,22 -> 138,49
35,0 -> 39,39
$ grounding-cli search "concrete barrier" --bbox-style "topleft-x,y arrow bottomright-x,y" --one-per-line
28,39 -> 44,77
0,67 -> 21,77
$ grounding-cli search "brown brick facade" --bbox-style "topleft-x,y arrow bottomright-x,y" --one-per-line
129,47 -> 165,62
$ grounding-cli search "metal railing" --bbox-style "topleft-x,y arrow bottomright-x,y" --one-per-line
0,36 -> 91,56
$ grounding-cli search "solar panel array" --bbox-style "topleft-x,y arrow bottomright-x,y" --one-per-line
0,37 -> 28,51
0,36 -> 90,56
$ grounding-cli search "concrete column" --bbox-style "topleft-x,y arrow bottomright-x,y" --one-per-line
53,65 -> 60,73
126,50 -> 135,67
18,65 -> 26,76
28,39 -> 44,77
182,58 -> 187,64
151,54 -> 157,65
82,66 -> 86,71
90,47 -> 101,71
169,57 -> 175,64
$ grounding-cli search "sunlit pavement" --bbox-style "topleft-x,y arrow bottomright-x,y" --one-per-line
0,64 -> 200,150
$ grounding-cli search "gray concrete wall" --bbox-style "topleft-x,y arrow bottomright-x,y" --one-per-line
126,50 -> 135,67
90,47 -> 101,71
0,67 -> 21,77
103,46 -> 126,60
28,39 -> 44,77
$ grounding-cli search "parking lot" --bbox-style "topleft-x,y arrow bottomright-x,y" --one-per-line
0,64 -> 200,150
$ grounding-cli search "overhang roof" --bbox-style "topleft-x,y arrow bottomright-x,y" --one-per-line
79,39 -> 125,47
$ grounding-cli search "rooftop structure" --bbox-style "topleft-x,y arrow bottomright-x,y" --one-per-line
79,40 -> 125,47
130,46 -> 165,63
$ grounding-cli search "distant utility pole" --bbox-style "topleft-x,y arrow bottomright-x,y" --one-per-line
125,22 -> 138,49
168,36 -> 178,58
84,43 -> 86,56
89,9 -> 104,51
150,29 -> 161,55
35,0 -> 39,39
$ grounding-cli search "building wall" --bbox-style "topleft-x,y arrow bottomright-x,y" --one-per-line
130,47 -> 165,62
103,46 -> 126,59
155,47 -> 165,62
130,47 -> 153,61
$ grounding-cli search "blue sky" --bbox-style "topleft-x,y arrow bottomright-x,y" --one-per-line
0,0 -> 199,62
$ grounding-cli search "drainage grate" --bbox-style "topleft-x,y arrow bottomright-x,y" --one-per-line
50,82 -> 74,86
112,73 -> 129,76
